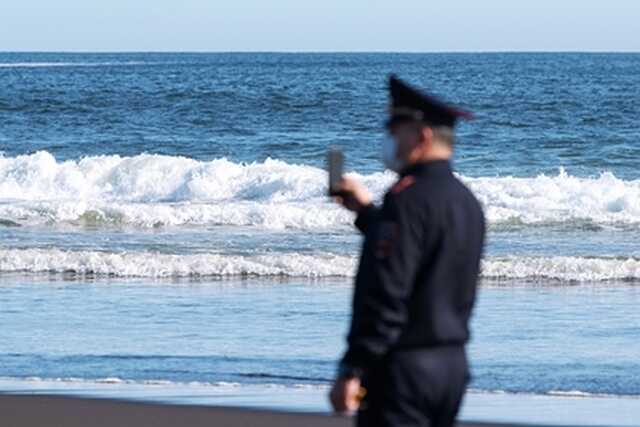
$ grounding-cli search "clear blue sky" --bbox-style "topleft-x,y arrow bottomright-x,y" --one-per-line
1,0 -> 639,52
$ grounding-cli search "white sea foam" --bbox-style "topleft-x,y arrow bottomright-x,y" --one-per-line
1,377 -> 635,398
1,376 -> 243,388
0,151 -> 387,229
1,248 -> 640,283
467,388 -> 640,400
1,151 -> 640,230
0,248 -> 357,278
482,256 -> 640,283
0,376 -> 328,390
467,168 -> 640,228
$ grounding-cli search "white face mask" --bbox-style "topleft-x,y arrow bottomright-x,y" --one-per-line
382,135 -> 405,173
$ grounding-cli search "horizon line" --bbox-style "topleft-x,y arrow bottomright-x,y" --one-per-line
1,49 -> 640,54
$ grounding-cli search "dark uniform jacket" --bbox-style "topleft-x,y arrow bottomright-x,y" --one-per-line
341,159 -> 485,375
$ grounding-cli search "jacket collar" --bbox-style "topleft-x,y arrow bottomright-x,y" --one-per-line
400,159 -> 453,178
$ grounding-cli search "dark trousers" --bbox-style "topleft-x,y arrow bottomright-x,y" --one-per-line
356,347 -> 469,427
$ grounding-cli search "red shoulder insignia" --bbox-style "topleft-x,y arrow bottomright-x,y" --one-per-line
391,176 -> 416,194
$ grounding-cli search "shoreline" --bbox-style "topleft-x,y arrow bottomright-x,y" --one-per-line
0,394 -> 583,427
1,379 -> 639,427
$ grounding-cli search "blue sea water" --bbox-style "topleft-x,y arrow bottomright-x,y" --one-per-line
1,52 -> 640,416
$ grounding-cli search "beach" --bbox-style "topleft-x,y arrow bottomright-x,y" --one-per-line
0,394 -> 351,427
1,52 -> 639,426
2,387 -> 640,427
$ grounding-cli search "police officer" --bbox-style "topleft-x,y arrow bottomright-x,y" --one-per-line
329,76 -> 485,427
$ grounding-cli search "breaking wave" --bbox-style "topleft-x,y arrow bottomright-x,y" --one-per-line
1,151 -> 640,230
482,255 -> 640,283
0,248 -> 356,279
1,248 -> 640,283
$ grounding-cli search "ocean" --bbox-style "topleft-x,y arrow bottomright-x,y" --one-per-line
1,52 -> 639,424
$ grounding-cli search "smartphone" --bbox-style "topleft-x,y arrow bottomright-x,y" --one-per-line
327,148 -> 344,197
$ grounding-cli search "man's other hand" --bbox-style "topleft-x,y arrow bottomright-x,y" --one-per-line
329,376 -> 362,414
333,177 -> 372,213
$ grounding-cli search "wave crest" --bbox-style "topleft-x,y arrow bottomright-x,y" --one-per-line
483,256 -> 640,283
1,248 -> 640,283
1,152 -> 640,230
0,248 -> 356,279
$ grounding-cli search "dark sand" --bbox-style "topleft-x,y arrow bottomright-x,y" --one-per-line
0,394 -> 575,427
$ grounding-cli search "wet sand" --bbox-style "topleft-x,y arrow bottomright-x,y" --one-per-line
3,377 -> 638,426
0,394 -> 582,427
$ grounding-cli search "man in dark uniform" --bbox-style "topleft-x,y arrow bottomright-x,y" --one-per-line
330,76 -> 485,427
